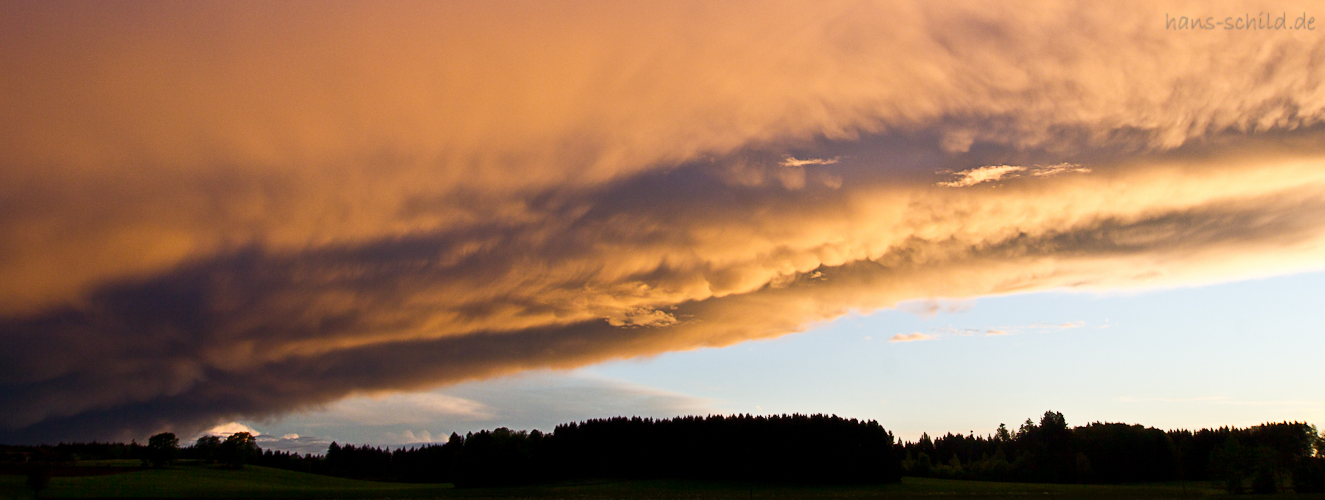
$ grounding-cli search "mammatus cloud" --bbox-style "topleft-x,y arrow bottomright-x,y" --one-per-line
4,0 -> 1324,317
3,0 -> 1325,442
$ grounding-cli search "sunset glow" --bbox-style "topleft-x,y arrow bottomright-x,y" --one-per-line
2,0 -> 1323,445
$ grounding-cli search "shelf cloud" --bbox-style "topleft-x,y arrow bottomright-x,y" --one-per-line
2,0 -> 1324,442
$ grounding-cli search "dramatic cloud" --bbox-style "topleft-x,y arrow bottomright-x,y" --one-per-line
2,0 -> 1325,442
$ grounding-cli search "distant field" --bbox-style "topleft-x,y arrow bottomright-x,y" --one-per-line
0,464 -> 1304,499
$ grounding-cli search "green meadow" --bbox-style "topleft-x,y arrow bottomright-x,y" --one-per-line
4,462 -> 1300,499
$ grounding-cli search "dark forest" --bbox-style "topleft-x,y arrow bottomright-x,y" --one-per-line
4,412 -> 1323,494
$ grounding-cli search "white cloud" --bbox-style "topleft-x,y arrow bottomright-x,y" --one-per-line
385,429 -> 436,445
1117,395 -> 1230,403
937,163 -> 1091,187
902,321 -> 1086,341
312,392 -> 495,426
1118,395 -> 1325,407
1025,321 -> 1087,331
256,371 -> 719,446
254,434 -> 334,455
897,298 -> 974,318
1030,163 -> 1092,177
781,156 -> 839,167
936,165 -> 1026,187
200,422 -> 261,438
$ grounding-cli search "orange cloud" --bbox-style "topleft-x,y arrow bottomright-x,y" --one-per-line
3,0 -> 1325,441
890,333 -> 936,343
3,0 -> 1324,315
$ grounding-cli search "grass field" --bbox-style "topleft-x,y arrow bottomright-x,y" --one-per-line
0,464 -> 453,499
3,464 -> 1319,499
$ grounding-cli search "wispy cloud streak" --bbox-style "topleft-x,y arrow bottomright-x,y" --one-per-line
890,333 -> 935,343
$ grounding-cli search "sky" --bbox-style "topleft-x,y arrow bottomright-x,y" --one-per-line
1,0 -> 1324,449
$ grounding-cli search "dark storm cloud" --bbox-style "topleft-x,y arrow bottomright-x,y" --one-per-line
7,130 -> 1325,442
4,0 -> 1325,441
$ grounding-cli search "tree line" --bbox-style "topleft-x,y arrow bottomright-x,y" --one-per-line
2,414 -> 901,487
4,411 -> 1322,493
3,431 -> 267,470
322,413 -> 901,486
898,410 -> 1325,494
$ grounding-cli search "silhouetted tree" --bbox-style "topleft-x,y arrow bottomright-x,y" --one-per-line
912,452 -> 933,476
1012,411 -> 1074,482
18,412 -> 1312,489
1074,452 -> 1095,483
144,432 -> 179,468
219,432 -> 260,469
1211,436 -> 1252,494
193,435 -> 221,464
1073,422 -> 1176,483
326,441 -> 393,479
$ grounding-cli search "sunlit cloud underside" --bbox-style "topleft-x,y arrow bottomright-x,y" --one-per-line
2,0 -> 1325,442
